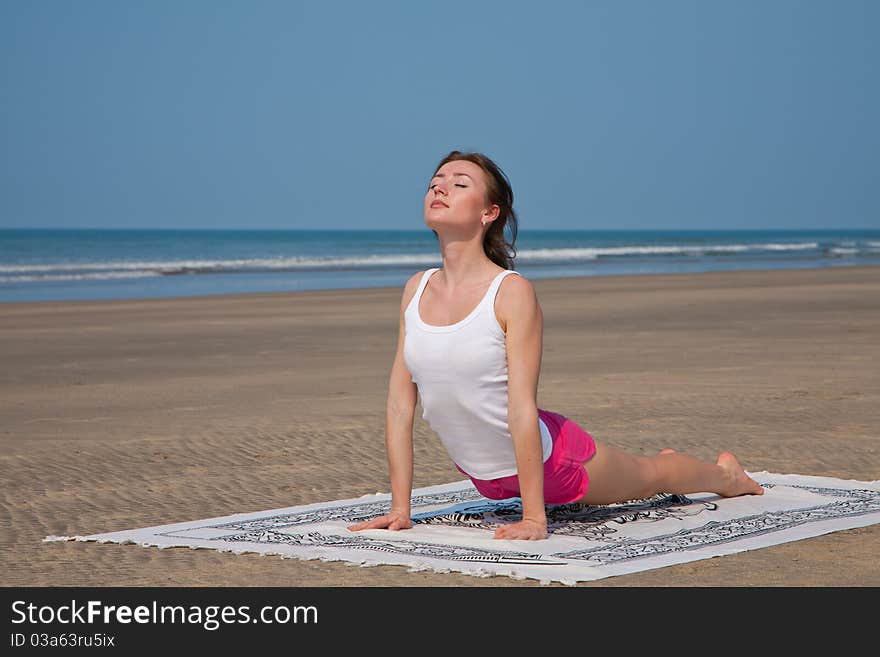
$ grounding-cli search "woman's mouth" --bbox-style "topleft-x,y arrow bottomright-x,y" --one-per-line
430,201 -> 448,208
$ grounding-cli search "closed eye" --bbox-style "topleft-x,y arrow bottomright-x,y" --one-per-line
428,184 -> 468,190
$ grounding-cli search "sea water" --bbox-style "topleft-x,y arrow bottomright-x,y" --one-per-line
1,228 -> 878,303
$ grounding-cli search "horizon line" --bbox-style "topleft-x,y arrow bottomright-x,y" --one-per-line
2,226 -> 877,233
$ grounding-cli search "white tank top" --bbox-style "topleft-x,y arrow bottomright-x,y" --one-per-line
403,267 -> 553,480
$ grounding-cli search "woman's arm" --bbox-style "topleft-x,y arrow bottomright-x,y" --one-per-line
384,303 -> 417,522
349,272 -> 421,533
496,275 -> 548,540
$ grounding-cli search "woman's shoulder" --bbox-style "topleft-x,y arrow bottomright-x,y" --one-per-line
498,268 -> 534,294
495,270 -> 540,332
399,269 -> 433,312
406,268 -> 438,290
406,269 -> 430,286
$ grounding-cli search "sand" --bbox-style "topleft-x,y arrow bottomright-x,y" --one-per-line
1,265 -> 878,587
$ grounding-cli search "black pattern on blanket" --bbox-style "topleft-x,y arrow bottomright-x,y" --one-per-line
411,492 -> 716,540
189,481 -> 880,567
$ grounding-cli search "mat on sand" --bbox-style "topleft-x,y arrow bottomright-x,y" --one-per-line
46,471 -> 880,585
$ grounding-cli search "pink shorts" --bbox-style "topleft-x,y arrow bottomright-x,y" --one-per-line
457,408 -> 597,505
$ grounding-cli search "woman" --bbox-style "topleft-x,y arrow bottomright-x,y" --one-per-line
349,150 -> 763,541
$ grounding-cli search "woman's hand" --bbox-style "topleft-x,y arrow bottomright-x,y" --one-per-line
347,511 -> 412,533
494,518 -> 548,540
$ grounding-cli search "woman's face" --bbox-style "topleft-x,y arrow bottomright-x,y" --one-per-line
424,160 -> 497,232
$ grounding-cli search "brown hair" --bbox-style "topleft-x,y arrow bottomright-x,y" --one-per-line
430,150 -> 519,270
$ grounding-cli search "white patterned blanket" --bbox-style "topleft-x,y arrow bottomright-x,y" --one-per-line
45,471 -> 880,585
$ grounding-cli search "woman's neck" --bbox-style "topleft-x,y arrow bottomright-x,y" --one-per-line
435,238 -> 497,288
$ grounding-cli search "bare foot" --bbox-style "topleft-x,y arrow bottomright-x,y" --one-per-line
716,452 -> 764,497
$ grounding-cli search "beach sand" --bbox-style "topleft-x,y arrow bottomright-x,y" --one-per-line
2,265 -> 878,587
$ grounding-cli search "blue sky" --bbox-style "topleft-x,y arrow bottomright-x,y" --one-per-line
1,1 -> 877,231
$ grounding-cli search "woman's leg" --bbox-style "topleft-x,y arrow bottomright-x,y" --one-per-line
575,441 -> 764,505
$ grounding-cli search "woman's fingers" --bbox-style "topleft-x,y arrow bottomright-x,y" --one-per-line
348,513 -> 411,532
348,515 -> 391,532
493,522 -> 548,540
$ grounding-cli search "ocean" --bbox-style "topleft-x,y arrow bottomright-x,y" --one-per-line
1,228 -> 878,303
